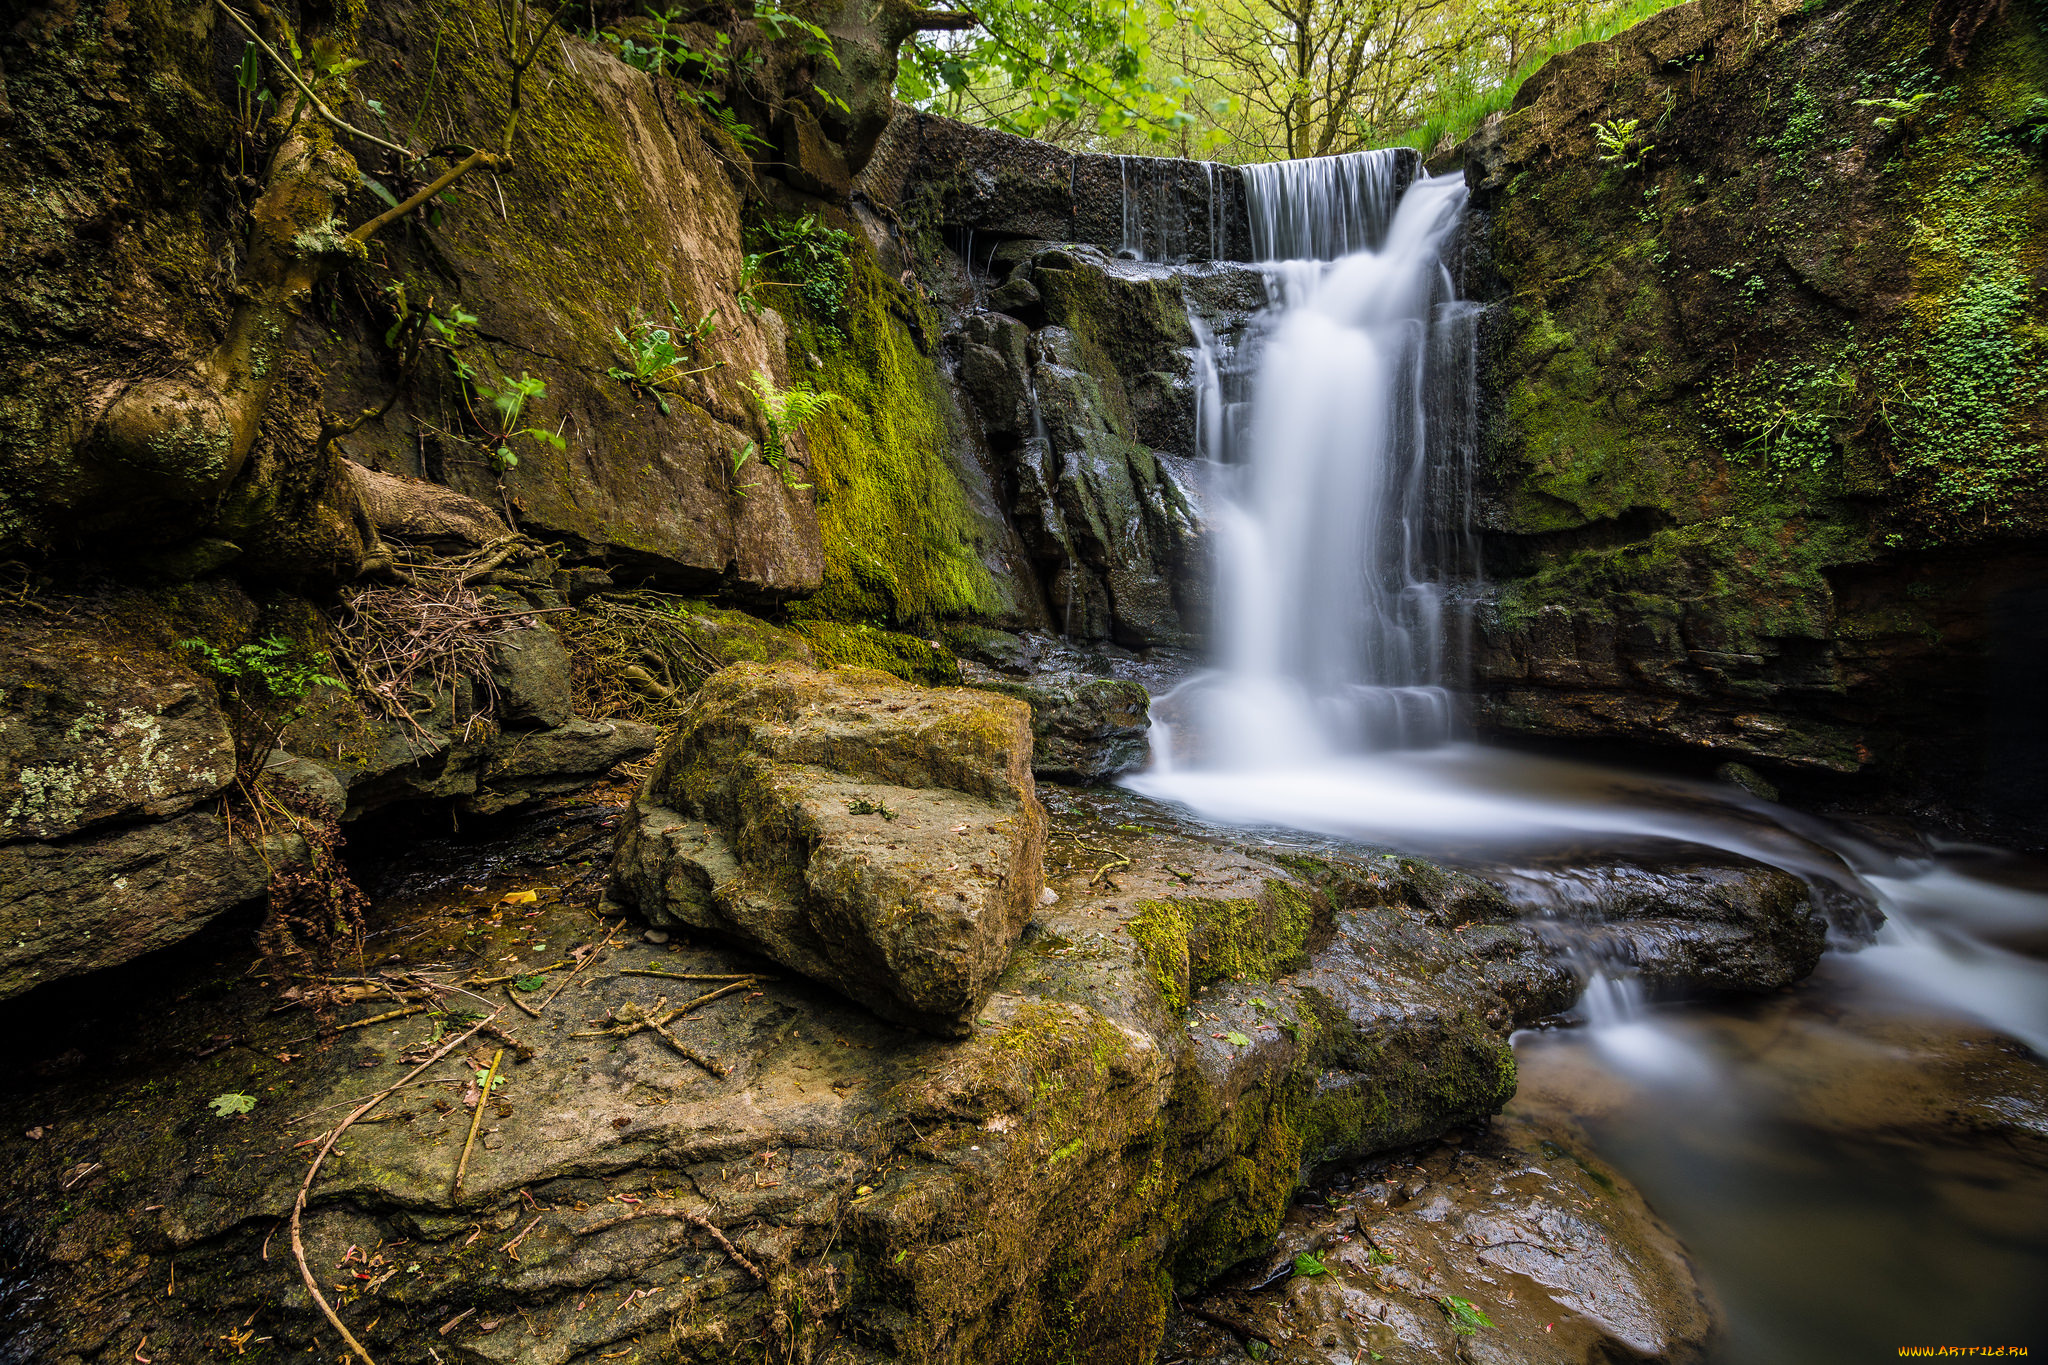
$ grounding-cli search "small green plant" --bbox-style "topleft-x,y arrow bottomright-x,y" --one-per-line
1366,1247 -> 1395,1265
1438,1295 -> 1495,1336
738,213 -> 853,334
845,795 -> 897,819
1591,117 -> 1653,171
210,1092 -> 258,1118
513,974 -> 548,992
471,371 -> 565,472
1292,1251 -> 1328,1277
182,636 -> 342,703
1224,1030 -> 1251,1046
1853,90 -> 1934,131
607,304 -> 721,413
743,370 -> 835,491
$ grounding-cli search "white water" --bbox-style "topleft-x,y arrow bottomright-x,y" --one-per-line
1129,151 -> 2048,1063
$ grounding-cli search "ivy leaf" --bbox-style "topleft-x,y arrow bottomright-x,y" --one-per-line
1224,1031 -> 1251,1047
210,1092 -> 258,1117
513,975 -> 547,992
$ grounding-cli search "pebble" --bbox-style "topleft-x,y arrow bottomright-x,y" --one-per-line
643,930 -> 670,944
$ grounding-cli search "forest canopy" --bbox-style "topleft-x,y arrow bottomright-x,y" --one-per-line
896,0 -> 1688,159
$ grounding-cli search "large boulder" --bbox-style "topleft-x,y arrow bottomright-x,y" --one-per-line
612,662 -> 1047,1035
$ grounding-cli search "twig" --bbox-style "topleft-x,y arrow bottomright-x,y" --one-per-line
466,959 -> 570,988
213,1 -> 413,157
537,920 -> 626,1013
451,1048 -> 505,1199
500,1213 -> 545,1260
292,1013 -> 500,1365
574,1204 -> 762,1279
572,979 -> 757,1072
619,970 -> 778,984
506,985 -> 542,1019
350,146 -> 504,246
327,1004 -> 429,1034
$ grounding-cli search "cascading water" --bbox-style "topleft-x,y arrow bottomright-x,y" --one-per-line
1177,151 -> 1479,760
1131,153 -> 2048,1058
1120,146 -> 2048,1362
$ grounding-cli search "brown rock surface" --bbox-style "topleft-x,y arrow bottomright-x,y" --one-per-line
613,662 -> 1047,1034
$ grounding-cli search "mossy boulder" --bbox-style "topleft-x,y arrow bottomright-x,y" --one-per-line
614,662 -> 1048,1035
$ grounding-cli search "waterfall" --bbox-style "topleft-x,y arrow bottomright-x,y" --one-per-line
1190,151 -> 1478,764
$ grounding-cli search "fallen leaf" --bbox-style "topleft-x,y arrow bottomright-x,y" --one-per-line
499,890 -> 538,905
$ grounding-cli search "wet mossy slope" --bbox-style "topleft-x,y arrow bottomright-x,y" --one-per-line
1469,0 -> 2048,821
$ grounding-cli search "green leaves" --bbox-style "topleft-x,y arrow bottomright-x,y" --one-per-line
513,975 -> 548,992
744,370 -> 835,491
1437,1295 -> 1495,1336
181,636 -> 342,702
898,0 -> 1205,146
1292,1251 -> 1328,1277
1224,1031 -> 1251,1047
210,1092 -> 258,1118
472,371 -> 562,473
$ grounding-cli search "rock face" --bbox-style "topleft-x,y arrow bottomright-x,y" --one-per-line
612,662 -> 1048,1034
0,578 -> 658,999
1463,0 -> 2048,828
859,110 -> 1255,260
970,672 -> 1154,783
0,613 -> 237,844
0,598 -> 285,1002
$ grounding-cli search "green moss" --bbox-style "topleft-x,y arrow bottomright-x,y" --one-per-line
791,619 -> 962,686
797,250 -> 1007,629
1129,884 -> 1326,1015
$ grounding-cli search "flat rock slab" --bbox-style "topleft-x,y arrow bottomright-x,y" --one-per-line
0,782 -> 1574,1365
614,662 -> 1048,1036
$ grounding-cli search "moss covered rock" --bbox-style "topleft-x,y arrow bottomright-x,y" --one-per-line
614,661 -> 1047,1035
1466,0 -> 2048,820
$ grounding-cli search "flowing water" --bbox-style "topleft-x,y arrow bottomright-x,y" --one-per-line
1126,150 -> 2048,1354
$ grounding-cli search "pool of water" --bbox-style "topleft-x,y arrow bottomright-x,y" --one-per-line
1514,960 -> 2048,1363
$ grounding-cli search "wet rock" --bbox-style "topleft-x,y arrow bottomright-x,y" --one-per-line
1166,1114 -> 1716,1365
612,662 -> 1048,1035
987,275 -> 1044,323
967,672 -> 1152,783
1504,858 -> 1828,993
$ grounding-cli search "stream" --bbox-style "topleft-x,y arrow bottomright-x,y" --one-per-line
1129,145 -> 2048,1358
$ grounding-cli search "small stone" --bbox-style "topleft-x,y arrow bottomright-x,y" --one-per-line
1039,888 -> 1059,906
642,930 -> 670,945
24,1127 -> 44,1141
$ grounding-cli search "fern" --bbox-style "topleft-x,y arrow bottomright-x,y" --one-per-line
744,370 -> 836,490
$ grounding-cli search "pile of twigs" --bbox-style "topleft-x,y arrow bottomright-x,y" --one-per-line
552,591 -> 730,727
334,579 -> 535,745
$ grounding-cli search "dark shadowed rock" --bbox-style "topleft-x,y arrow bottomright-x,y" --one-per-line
612,662 -> 1048,1035
969,672 -> 1152,783
0,614 -> 236,843
0,813 -> 301,1001
1501,858 -> 1828,993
